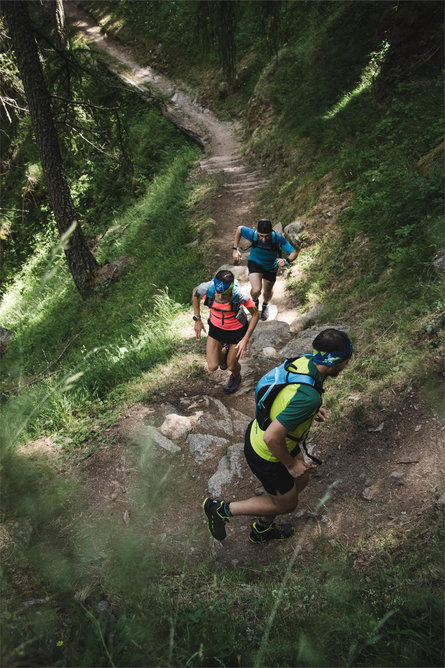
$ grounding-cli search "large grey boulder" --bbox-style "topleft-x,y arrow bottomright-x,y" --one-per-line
283,221 -> 304,247
290,305 -> 325,332
249,320 -> 291,354
228,408 -> 252,438
208,443 -> 244,496
196,398 -> 234,437
187,433 -> 229,462
159,414 -> 192,440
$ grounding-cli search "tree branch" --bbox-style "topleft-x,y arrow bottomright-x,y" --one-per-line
62,121 -> 108,154
51,93 -> 119,112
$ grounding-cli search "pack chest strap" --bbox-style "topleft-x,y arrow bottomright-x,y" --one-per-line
287,434 -> 322,465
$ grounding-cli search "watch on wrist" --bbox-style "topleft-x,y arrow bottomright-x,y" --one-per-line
193,315 -> 201,321
232,247 -> 239,250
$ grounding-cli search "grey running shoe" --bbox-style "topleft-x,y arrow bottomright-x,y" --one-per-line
203,498 -> 231,540
249,520 -> 294,543
223,373 -> 241,394
260,303 -> 270,321
219,344 -> 229,370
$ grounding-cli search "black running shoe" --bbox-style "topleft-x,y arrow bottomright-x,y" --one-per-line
249,520 -> 294,543
203,498 -> 231,540
260,304 -> 270,321
219,344 -> 229,370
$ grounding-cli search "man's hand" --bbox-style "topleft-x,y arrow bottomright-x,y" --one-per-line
233,249 -> 242,264
194,320 -> 206,339
287,459 -> 310,479
316,407 -> 327,422
277,258 -> 286,268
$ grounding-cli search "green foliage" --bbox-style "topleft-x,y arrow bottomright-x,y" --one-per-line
0,27 -> 195,286
242,4 -> 443,403
0,148 -> 202,442
2,482 -> 442,667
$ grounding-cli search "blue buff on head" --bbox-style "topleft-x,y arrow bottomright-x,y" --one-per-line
312,340 -> 353,366
213,278 -> 233,293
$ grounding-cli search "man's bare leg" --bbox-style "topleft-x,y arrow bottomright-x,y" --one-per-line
248,272 -> 263,303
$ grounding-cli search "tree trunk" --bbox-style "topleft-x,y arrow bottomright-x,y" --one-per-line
38,0 -> 67,48
2,0 -> 98,298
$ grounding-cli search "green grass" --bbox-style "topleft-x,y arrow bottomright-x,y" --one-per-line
1,148 -> 201,404
1,462 -> 442,668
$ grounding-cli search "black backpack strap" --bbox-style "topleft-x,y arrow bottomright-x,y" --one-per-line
286,434 -> 322,465
302,438 -> 322,466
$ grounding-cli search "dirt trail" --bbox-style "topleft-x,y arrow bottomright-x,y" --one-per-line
65,2 -> 268,270
60,5 -> 444,567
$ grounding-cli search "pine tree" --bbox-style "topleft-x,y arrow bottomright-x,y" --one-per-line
2,0 -> 98,298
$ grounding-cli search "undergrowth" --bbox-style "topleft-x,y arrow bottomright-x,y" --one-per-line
1,452 -> 442,667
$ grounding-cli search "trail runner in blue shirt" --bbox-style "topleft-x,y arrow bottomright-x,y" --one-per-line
232,219 -> 298,321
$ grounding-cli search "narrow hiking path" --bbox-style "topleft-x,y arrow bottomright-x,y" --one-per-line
65,3 -> 265,271
49,4 -> 445,568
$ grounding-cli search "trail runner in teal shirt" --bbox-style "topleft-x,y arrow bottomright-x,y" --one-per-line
232,219 -> 298,321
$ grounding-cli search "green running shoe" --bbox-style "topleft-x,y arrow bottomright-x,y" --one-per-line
203,498 -> 231,540
249,520 -> 294,543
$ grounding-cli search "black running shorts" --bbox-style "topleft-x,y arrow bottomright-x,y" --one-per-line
208,321 -> 248,345
244,421 -> 299,496
247,260 -> 277,284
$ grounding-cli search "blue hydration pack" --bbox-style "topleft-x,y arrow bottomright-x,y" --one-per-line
255,356 -> 323,465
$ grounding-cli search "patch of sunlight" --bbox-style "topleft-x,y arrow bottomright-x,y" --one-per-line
278,178 -> 298,197
0,243 -> 52,322
323,41 -> 390,120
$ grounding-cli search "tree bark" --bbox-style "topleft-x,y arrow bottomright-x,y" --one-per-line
2,0 -> 98,298
38,0 -> 67,48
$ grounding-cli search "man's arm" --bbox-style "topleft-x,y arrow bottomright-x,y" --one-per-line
232,225 -> 243,262
263,420 -> 309,478
276,236 -> 299,268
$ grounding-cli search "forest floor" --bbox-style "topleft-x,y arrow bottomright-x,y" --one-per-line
25,3 -> 444,569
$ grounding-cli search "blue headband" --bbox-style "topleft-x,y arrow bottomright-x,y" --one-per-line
213,278 -> 233,294
312,340 -> 353,366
